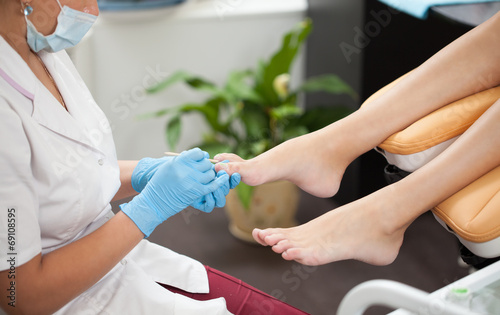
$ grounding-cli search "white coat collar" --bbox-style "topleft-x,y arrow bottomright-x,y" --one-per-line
0,36 -> 105,155
0,36 -> 37,105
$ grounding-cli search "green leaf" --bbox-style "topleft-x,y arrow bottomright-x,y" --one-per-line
297,75 -> 358,100
225,70 -> 263,104
196,140 -> 233,160
166,115 -> 182,150
222,101 -> 244,131
136,108 -> 172,120
171,99 -> 227,133
283,124 -> 308,141
146,71 -> 192,94
240,104 -> 269,140
269,104 -> 303,121
254,60 -> 267,98
146,70 -> 222,97
236,183 -> 255,211
234,145 -> 253,160
202,98 -> 226,132
254,19 -> 313,106
185,77 -> 222,96
249,139 -> 270,156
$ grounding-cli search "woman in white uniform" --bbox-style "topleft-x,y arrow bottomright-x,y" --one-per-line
0,0 -> 311,314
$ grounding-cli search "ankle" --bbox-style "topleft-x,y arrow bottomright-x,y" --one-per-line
371,185 -> 418,236
317,123 -> 358,168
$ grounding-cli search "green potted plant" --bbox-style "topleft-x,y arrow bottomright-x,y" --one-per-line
144,19 -> 356,241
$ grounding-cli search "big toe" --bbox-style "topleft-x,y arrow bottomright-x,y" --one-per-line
214,153 -> 245,163
252,229 -> 267,246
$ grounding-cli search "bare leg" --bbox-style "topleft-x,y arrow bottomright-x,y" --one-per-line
215,12 -> 500,198
253,99 -> 500,266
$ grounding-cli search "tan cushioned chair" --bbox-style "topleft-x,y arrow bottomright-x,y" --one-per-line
361,76 -> 500,258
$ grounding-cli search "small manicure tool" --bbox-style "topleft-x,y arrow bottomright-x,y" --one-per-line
164,152 -> 219,163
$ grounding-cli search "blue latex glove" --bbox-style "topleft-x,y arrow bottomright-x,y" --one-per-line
132,154 -> 241,211
216,170 -> 241,206
191,170 -> 241,211
190,151 -> 218,211
120,148 -> 229,237
213,170 -> 240,207
131,156 -> 173,193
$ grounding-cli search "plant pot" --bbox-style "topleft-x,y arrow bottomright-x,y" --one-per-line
225,181 -> 299,243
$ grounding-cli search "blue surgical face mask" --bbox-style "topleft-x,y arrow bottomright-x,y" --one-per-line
26,0 -> 97,53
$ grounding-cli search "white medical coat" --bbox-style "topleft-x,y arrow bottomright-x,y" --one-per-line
0,36 -> 231,314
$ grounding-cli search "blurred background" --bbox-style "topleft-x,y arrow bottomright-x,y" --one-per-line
73,0 -> 499,313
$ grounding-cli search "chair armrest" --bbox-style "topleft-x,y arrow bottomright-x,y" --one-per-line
337,280 -> 476,315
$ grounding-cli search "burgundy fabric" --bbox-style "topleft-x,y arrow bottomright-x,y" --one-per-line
159,265 -> 310,315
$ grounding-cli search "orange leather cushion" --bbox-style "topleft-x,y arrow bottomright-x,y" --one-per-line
362,77 -> 500,155
434,166 -> 500,243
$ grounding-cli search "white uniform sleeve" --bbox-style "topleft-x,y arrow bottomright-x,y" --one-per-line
0,100 -> 42,271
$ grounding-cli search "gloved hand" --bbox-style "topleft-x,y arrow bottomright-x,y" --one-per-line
132,154 -> 242,212
120,148 -> 229,237
131,156 -> 173,193
191,170 -> 241,211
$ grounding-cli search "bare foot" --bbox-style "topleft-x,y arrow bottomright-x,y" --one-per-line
215,130 -> 351,198
252,194 -> 407,266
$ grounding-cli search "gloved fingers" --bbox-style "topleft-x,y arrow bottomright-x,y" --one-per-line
201,172 -> 230,196
193,168 -> 217,184
190,194 -> 215,212
190,196 -> 205,211
230,173 -> 241,189
216,170 -> 230,196
177,150 -> 214,173
190,158 -> 215,173
217,163 -> 241,189
179,148 -> 206,162
202,192 -> 216,212
214,184 -> 230,208
210,171 -> 230,208
180,148 -> 217,173
213,188 -> 226,208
